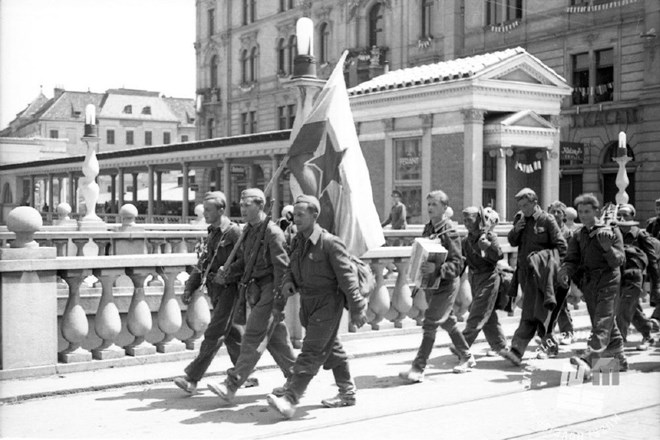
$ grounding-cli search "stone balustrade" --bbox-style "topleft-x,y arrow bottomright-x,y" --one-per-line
1,207 -> 518,378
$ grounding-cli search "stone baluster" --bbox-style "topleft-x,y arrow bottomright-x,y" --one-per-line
184,238 -> 199,253
72,238 -> 88,256
155,266 -> 186,352
148,238 -> 165,254
124,268 -> 156,356
390,260 -> 412,328
91,269 -> 125,359
59,269 -> 93,362
52,239 -> 70,256
366,261 -> 391,331
169,238 -> 188,254
95,238 -> 112,256
184,286 -> 211,350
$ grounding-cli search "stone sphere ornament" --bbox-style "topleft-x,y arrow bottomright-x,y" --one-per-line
7,206 -> 43,248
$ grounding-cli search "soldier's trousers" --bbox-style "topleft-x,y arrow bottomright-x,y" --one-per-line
510,266 -> 549,356
581,271 -> 624,366
617,270 -> 654,341
462,271 -> 507,351
544,284 -> 571,343
413,278 -> 471,371
184,283 -> 242,382
285,292 -> 354,404
225,281 -> 296,390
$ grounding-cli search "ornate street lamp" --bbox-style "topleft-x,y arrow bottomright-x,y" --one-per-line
292,17 -> 316,78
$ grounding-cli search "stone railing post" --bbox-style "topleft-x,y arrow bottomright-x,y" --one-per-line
155,266 -> 186,353
391,260 -> 412,328
1,207 -> 59,370
58,269 -> 93,363
184,286 -> 211,350
125,268 -> 156,356
91,268 -> 125,359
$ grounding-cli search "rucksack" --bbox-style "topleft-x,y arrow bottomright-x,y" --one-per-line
349,255 -> 376,298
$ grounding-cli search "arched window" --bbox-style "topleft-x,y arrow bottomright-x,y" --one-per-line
288,35 -> 297,74
240,49 -> 249,83
210,55 -> 219,88
368,2 -> 384,48
277,38 -> 286,74
319,23 -> 329,64
249,47 -> 258,82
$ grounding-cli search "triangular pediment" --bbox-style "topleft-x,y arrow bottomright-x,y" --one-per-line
487,110 -> 556,129
476,51 -> 571,90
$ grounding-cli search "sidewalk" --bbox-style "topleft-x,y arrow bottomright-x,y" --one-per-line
0,305 -> 653,404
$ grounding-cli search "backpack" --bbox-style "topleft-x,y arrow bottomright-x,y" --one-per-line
349,255 -> 376,298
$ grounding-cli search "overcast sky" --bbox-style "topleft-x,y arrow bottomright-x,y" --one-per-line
0,0 -> 196,129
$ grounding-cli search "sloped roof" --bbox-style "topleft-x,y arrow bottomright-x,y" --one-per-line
15,92 -> 50,120
348,47 -> 567,96
38,91 -> 105,121
99,92 -> 179,122
163,97 -> 196,128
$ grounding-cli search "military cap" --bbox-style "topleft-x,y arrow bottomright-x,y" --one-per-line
295,194 -> 321,214
617,203 -> 636,218
514,187 -> 538,202
462,206 -> 479,215
241,188 -> 265,203
203,191 -> 226,208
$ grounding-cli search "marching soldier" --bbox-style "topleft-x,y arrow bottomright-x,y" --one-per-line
501,188 -> 567,366
399,190 -> 474,382
173,191 -> 246,394
207,188 -> 297,403
267,195 -> 368,419
559,193 -> 628,379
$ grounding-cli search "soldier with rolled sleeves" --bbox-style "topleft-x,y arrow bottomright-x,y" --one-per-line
399,190 -> 474,382
266,195 -> 368,419
460,206 -> 508,357
614,203 -> 659,351
173,191 -> 247,394
207,188 -> 297,403
559,193 -> 628,378
500,188 -> 567,366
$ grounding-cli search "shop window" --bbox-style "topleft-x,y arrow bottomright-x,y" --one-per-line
394,138 -> 422,223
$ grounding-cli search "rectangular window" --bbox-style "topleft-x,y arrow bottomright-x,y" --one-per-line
241,113 -> 249,134
395,138 -> 421,181
49,129 -> 58,139
287,104 -> 296,129
595,48 -> 613,103
249,111 -> 257,133
250,0 -> 256,23
181,135 -> 189,142
145,130 -> 152,146
163,132 -> 171,144
278,106 -> 287,130
422,0 -> 433,37
126,130 -> 134,145
208,8 -> 215,37
107,129 -> 115,144
483,152 -> 496,182
208,118 -> 214,138
242,0 -> 248,25
572,52 -> 590,105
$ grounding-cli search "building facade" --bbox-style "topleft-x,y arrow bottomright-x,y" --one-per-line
196,0 -> 659,220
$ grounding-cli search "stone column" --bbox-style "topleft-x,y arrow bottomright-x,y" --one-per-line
1,207 -> 58,369
110,174 -> 117,212
132,172 -> 139,203
462,109 -> 485,208
67,172 -> 75,208
491,147 -> 512,221
215,165 -> 222,191
57,177 -> 64,205
270,155 -> 281,218
30,175 -> 36,207
181,162 -> 189,221
47,174 -> 54,221
223,158 -> 232,207
117,168 -> 125,208
538,148 -> 559,209
147,165 -> 155,222
156,170 -> 163,215
421,114 -> 433,224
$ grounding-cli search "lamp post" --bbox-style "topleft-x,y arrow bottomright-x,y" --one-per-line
613,131 -> 631,205
78,104 -> 107,231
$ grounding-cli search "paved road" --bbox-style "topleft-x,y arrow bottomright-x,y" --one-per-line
2,337 -> 658,440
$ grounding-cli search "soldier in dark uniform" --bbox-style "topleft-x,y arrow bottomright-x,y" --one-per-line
460,206 -> 508,356
173,191 -> 245,394
207,188 -> 297,403
399,190 -> 473,382
267,195 -> 368,419
501,188 -> 567,366
615,204 -> 659,351
646,198 -> 660,325
559,193 -> 628,379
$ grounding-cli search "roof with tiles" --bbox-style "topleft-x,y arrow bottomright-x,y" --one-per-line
99,90 -> 179,122
163,97 -> 196,128
347,47 -> 564,97
38,91 -> 105,121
